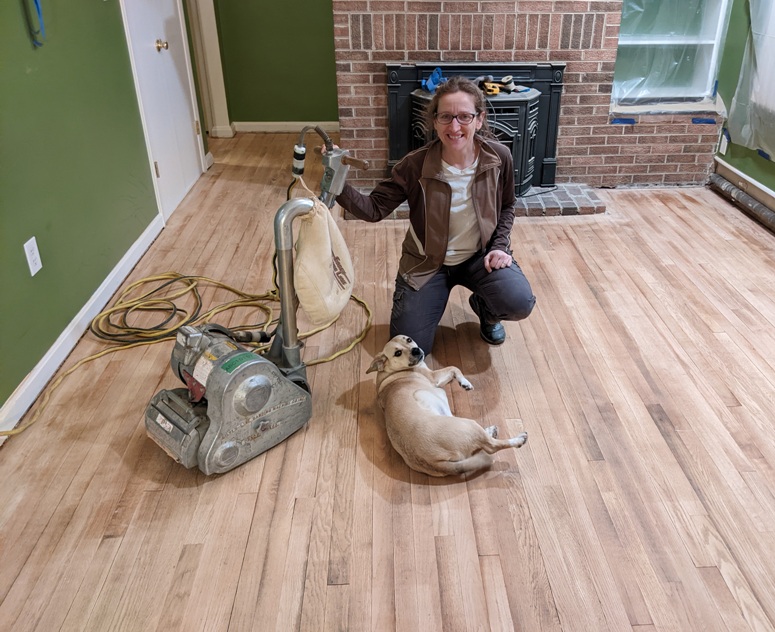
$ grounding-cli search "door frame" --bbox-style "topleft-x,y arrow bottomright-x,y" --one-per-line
118,0 -> 209,222
185,0 -> 234,138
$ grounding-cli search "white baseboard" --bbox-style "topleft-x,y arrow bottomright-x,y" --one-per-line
209,123 -> 235,138
714,157 -> 775,210
0,215 -> 165,433
233,121 -> 340,134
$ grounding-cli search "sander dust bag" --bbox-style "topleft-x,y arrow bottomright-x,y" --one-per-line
292,178 -> 355,325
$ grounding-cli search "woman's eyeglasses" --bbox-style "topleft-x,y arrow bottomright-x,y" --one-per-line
434,112 -> 478,125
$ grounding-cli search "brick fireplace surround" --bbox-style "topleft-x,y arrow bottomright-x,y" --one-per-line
332,1 -> 722,215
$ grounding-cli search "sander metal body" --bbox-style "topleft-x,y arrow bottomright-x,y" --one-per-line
145,325 -> 312,475
143,127 -> 369,475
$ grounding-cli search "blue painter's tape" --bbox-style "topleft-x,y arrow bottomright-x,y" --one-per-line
757,149 -> 771,161
610,118 -> 636,125
692,117 -> 716,124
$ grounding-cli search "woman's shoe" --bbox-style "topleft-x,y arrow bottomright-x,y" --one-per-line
469,295 -> 506,345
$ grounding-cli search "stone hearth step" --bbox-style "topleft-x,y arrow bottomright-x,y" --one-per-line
514,184 -> 606,217
342,183 -> 605,220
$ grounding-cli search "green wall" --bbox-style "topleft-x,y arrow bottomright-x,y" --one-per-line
716,0 -> 775,192
1,1 -> 158,407
213,0 -> 338,122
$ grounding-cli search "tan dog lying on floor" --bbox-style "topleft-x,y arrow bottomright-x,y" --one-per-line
367,335 -> 528,477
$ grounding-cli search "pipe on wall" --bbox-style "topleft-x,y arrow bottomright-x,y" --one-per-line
708,173 -> 775,233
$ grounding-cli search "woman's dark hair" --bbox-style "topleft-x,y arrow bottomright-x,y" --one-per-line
423,75 -> 495,139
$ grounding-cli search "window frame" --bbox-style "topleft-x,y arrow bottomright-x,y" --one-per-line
611,0 -> 733,114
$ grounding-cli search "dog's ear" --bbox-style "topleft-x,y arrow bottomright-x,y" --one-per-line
367,354 -> 387,374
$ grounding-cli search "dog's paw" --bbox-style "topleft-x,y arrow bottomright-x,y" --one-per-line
485,425 -> 498,438
509,432 -> 528,448
459,378 -> 474,390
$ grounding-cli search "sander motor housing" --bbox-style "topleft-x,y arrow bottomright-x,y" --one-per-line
145,325 -> 312,475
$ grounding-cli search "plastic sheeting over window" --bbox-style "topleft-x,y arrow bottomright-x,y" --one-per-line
727,0 -> 775,159
612,0 -> 732,108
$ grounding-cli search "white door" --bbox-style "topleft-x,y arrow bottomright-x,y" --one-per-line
121,0 -> 205,221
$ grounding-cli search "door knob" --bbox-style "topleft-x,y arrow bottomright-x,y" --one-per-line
155,39 -> 169,52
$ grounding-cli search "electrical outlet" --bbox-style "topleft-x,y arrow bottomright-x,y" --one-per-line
24,237 -> 43,276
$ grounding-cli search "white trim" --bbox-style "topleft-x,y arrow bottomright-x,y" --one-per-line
184,0 -> 213,131
186,0 -> 232,137
715,157 -> 775,199
610,95 -> 724,117
233,121 -> 340,134
173,0 -> 209,175
0,216 -> 165,432
210,123 -> 236,139
617,37 -> 717,46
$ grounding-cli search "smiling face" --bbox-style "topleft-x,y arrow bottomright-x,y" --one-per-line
433,91 -> 483,155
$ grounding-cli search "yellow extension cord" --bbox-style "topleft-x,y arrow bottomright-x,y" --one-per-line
2,271 -> 372,438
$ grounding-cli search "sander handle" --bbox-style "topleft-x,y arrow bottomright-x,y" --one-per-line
341,155 -> 370,170
315,145 -> 370,208
313,145 -> 370,171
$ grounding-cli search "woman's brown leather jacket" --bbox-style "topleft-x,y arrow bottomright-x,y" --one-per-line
336,136 -> 516,290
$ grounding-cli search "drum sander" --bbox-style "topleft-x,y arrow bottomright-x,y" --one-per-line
143,127 -> 368,475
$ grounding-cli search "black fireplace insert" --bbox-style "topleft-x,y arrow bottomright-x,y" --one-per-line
386,62 -> 565,192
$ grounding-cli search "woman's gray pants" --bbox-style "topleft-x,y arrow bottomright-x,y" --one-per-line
389,252 -> 536,354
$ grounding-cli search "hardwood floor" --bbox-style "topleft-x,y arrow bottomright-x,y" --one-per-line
3,132 -> 775,631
